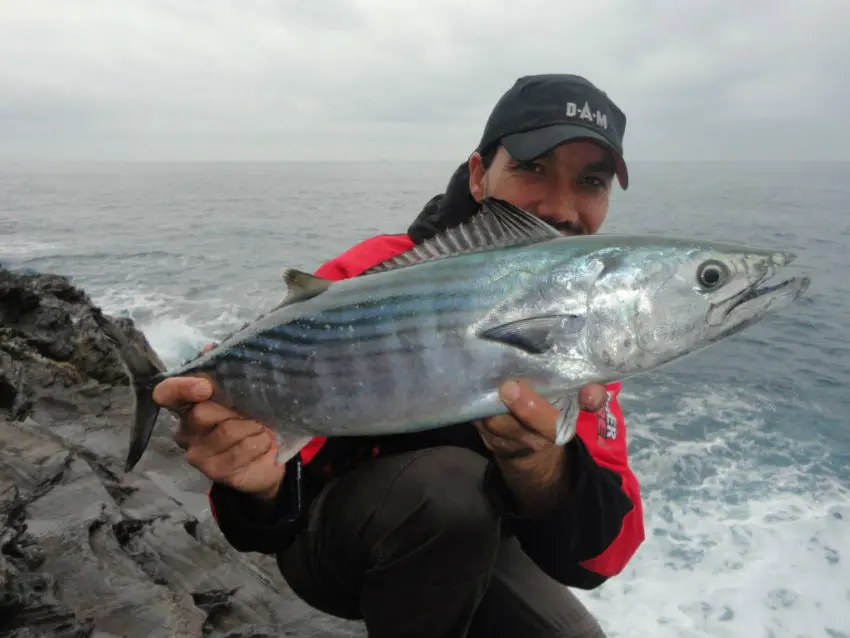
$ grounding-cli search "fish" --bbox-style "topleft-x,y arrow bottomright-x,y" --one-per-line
99,197 -> 811,473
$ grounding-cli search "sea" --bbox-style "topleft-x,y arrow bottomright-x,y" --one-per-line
2,160 -> 848,637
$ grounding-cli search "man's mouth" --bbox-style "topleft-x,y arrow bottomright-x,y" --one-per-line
514,208 -> 585,236
553,222 -> 585,236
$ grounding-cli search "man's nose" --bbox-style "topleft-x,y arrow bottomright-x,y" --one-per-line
537,193 -> 581,229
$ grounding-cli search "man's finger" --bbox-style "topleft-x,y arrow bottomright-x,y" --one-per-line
183,401 -> 242,433
198,431 -> 273,481
153,376 -> 214,410
194,418 -> 268,460
229,441 -> 285,498
498,380 -> 561,441
478,415 -> 549,452
173,401 -> 245,449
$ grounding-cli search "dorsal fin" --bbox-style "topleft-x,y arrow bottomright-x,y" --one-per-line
277,268 -> 332,307
363,197 -> 561,275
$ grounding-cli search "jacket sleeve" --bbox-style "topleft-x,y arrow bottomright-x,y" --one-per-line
207,454 -> 307,555
487,383 -> 645,589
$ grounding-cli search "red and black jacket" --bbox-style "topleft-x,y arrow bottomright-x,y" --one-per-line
208,185 -> 646,590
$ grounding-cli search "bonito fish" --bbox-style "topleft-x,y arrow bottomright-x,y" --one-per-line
103,198 -> 811,473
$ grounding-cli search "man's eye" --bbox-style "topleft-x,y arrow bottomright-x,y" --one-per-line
581,175 -> 609,189
514,162 -> 544,174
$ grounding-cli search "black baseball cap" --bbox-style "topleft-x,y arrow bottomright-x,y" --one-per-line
476,74 -> 629,189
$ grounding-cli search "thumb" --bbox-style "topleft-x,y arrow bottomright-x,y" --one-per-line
578,384 -> 608,413
152,376 -> 213,410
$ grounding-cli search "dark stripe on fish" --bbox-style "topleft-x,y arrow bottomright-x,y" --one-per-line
225,315 -> 467,360
254,294 -> 496,348
313,292 -> 496,326
216,337 -> 451,378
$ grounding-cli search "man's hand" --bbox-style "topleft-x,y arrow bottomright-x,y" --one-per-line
153,373 -> 285,502
474,380 -> 606,517
475,380 -> 605,460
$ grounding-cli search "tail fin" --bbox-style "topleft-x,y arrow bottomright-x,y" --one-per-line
90,308 -> 167,473
125,374 -> 164,472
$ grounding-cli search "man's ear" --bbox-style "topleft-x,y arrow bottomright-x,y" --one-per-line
468,152 -> 485,203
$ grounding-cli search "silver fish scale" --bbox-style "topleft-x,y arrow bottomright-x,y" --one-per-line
178,246 -> 574,437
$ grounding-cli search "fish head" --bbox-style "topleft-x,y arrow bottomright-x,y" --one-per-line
584,240 -> 811,374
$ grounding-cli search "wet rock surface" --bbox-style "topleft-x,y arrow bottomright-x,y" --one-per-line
0,267 -> 366,637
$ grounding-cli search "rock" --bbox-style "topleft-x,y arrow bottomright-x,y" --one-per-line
0,267 -> 366,637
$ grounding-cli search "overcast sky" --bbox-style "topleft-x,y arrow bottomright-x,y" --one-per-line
1,0 -> 848,162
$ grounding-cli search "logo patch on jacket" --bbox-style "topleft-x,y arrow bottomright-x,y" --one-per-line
596,390 -> 618,444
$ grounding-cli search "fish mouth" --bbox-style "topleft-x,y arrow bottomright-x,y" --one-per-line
725,276 -> 808,315
715,253 -> 811,333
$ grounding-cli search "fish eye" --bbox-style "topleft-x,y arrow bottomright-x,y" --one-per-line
696,259 -> 728,290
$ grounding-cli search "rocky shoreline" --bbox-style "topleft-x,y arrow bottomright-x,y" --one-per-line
0,266 -> 366,637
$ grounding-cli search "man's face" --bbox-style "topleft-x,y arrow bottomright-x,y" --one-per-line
467,140 -> 616,236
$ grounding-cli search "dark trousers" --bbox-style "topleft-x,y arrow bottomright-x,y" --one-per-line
278,446 -> 607,638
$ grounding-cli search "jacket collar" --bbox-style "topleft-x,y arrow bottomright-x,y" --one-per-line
407,161 -> 481,244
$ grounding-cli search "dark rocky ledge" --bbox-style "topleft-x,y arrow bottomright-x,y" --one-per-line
0,266 -> 366,637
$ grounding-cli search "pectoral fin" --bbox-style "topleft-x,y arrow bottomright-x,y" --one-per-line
479,315 -> 586,354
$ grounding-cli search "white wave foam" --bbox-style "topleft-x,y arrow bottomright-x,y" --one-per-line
141,317 -> 214,368
0,237 -> 60,257
578,487 -> 849,637
92,285 -> 255,368
575,385 -> 850,638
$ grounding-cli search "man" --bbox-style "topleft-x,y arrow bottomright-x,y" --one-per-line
154,74 -> 645,637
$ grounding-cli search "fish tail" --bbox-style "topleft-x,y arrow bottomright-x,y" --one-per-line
126,372 -> 164,473
90,307 -> 167,473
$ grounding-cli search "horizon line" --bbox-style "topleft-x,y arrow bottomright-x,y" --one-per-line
1,158 -> 849,164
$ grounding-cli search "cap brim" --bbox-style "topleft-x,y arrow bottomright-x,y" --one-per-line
501,124 -> 629,190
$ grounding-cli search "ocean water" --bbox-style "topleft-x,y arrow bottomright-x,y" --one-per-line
2,160 -> 849,637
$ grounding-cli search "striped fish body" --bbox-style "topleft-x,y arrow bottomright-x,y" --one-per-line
167,238 -> 595,438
